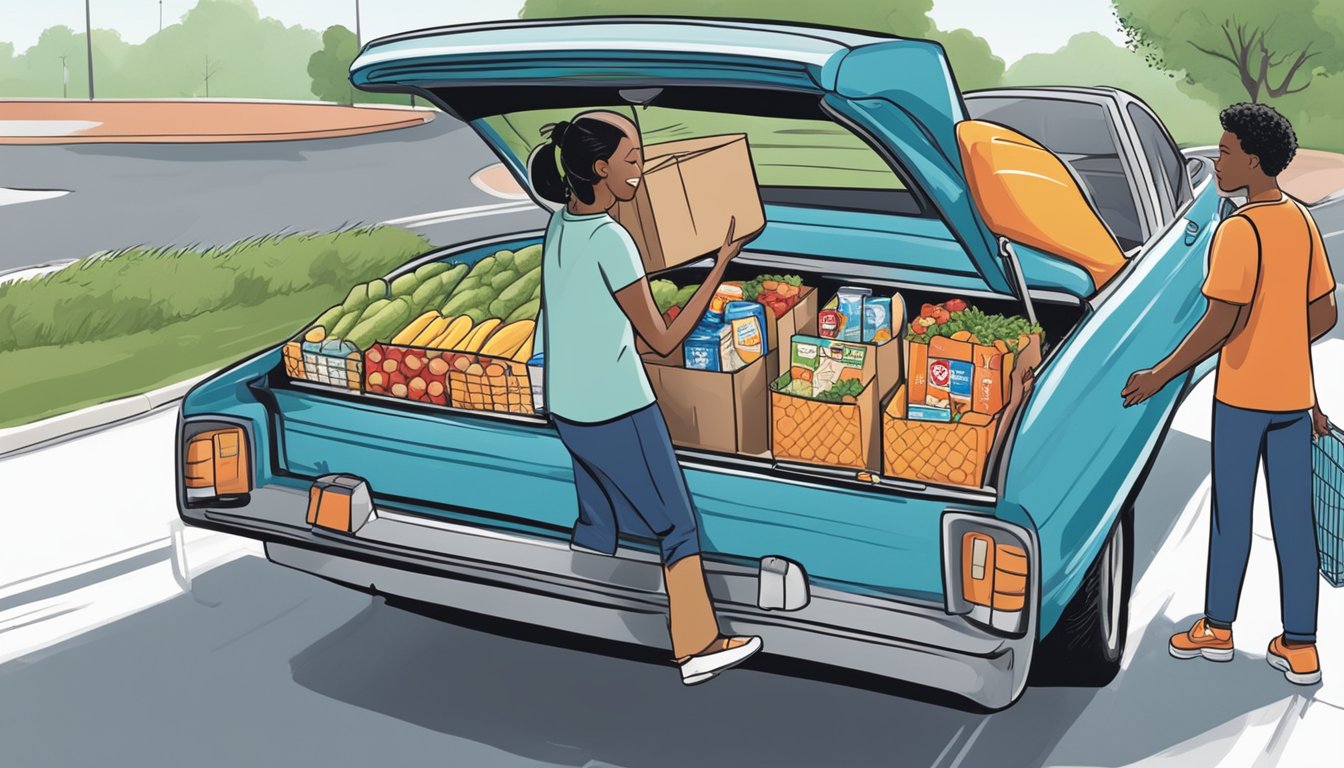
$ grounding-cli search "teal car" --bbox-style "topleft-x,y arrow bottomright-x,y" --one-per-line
176,18 -> 1222,709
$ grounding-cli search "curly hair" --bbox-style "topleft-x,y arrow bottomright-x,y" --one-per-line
1220,103 -> 1297,177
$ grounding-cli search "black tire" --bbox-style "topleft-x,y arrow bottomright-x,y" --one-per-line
1030,507 -> 1134,686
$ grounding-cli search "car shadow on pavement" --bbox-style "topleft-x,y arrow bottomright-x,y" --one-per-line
287,592 -> 1294,768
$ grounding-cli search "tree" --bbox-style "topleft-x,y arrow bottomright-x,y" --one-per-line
1114,0 -> 1344,104
309,25 -> 360,105
1005,32 -> 1222,145
308,24 -> 407,106
517,0 -> 1004,89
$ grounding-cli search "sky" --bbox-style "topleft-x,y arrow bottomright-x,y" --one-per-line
0,0 -> 1127,64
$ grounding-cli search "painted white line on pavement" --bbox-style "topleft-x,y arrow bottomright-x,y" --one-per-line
0,259 -> 76,286
0,187 -> 70,207
380,200 -> 537,227
393,202 -> 539,229
0,538 -> 166,601
0,534 -> 261,665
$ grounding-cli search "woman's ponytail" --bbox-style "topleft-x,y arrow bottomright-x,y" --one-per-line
528,121 -> 571,204
526,116 -> 628,206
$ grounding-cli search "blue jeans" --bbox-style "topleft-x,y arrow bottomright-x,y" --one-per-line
1205,402 -> 1319,643
552,402 -> 702,567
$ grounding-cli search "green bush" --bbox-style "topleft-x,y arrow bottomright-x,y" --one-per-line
0,226 -> 429,353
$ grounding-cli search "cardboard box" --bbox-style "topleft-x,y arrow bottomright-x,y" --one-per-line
643,349 -> 775,456
610,134 -> 766,274
769,337 -> 881,470
765,285 -> 818,354
821,290 -> 904,400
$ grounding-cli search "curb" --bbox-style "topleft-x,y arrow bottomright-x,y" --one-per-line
0,371 -> 216,460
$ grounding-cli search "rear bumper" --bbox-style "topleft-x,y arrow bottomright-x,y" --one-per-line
181,485 -> 1036,709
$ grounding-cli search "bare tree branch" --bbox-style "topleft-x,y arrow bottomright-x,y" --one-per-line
1191,40 -> 1242,69
1267,44 -> 1320,98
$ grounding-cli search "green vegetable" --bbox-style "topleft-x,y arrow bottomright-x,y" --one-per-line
492,249 -> 515,272
365,278 -> 389,302
356,298 -> 391,324
340,284 -> 371,315
438,263 -> 467,300
464,306 -> 489,324
468,255 -> 497,280
672,284 -> 699,308
312,304 -> 344,333
390,273 -> 420,297
346,297 -> 413,350
493,268 -> 542,317
815,378 -> 866,402
514,244 -> 543,273
329,308 -> 362,339
411,276 -> 448,311
490,269 -> 519,291
413,262 -> 450,283
442,286 -> 491,316
650,279 -> 679,313
506,298 -> 541,323
907,305 -> 1044,353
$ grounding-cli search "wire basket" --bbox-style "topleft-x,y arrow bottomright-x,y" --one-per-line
1313,423 -> 1344,588
283,338 -> 363,391
364,343 -> 450,405
446,352 -> 536,415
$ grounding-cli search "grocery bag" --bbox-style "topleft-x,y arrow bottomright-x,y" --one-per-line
1313,423 -> 1344,588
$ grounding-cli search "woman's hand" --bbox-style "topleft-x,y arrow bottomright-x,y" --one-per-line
716,216 -> 752,264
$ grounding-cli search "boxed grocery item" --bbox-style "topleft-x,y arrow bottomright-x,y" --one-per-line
884,332 -> 1042,488
643,349 -> 776,455
905,299 -> 1042,418
769,336 -> 881,470
610,134 -> 766,274
819,290 -> 904,400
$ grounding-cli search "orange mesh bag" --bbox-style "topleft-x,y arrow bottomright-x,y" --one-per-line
446,352 -> 536,415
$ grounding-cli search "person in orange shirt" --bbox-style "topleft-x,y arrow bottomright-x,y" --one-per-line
1122,103 -> 1337,685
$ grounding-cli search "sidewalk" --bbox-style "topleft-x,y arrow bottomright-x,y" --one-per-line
0,100 -> 433,144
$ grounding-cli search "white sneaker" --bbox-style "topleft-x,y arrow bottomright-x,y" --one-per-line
678,636 -> 763,685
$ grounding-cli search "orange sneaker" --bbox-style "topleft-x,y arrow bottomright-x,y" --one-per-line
1169,618 -> 1234,662
1267,636 -> 1321,685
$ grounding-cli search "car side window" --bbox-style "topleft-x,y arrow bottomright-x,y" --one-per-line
1127,103 -> 1192,216
964,96 -> 1146,252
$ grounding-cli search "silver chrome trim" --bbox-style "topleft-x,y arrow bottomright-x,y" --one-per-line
186,486 -> 1035,708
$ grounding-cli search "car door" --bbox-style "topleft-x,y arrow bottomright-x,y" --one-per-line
979,93 -> 1221,626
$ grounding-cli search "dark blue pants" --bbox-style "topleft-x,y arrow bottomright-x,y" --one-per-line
552,403 -> 702,566
1205,402 -> 1319,642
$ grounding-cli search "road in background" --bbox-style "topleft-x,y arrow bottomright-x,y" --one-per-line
0,117 -> 548,272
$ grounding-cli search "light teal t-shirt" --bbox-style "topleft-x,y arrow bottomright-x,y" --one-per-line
532,208 -> 655,423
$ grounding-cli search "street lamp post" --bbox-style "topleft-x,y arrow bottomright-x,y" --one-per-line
59,55 -> 68,98
84,0 -> 95,99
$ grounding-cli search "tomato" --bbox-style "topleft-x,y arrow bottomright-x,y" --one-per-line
932,308 -> 951,325
945,298 -> 968,313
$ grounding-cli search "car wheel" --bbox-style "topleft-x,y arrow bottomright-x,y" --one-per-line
1030,507 -> 1133,686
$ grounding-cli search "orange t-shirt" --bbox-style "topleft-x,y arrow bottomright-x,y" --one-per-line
1202,196 -> 1336,411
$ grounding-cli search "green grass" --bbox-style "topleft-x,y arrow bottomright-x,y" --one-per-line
0,226 -> 430,428
486,105 -> 907,190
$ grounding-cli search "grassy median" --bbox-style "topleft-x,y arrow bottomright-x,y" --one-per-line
0,226 -> 430,428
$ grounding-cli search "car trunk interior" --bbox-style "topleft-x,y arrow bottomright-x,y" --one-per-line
269,236 -> 1088,499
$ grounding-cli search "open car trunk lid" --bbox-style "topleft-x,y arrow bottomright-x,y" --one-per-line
350,17 -> 1022,298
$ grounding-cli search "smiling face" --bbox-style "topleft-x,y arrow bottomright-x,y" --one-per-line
1215,130 -> 1258,194
584,112 -> 644,203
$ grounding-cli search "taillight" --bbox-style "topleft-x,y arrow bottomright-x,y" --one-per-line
184,427 -> 251,501
954,528 -> 1030,635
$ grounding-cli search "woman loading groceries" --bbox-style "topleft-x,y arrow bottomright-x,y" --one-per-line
527,110 -> 762,685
